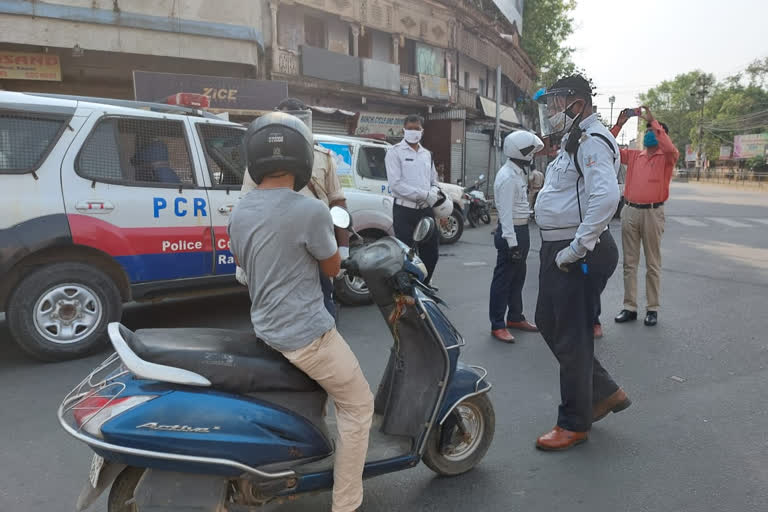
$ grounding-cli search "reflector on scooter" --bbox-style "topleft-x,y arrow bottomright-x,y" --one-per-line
74,395 -> 156,438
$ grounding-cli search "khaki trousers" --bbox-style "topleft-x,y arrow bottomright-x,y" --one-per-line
621,204 -> 665,312
282,328 -> 374,512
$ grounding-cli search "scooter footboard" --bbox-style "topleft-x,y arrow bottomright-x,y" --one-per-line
437,362 -> 492,425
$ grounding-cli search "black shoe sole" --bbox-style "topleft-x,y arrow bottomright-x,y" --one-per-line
593,398 -> 632,423
615,317 -> 637,323
644,319 -> 658,326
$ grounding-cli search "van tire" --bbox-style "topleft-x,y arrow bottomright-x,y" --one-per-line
439,208 -> 464,245
7,263 -> 122,361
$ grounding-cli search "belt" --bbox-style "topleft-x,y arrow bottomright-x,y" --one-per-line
539,226 -> 579,242
626,201 -> 664,209
394,198 -> 427,209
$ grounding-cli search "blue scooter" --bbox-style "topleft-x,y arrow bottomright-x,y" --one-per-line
58,211 -> 494,511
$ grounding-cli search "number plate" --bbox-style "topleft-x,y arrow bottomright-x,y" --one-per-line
89,454 -> 105,488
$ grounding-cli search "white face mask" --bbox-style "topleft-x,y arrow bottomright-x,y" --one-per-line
404,129 -> 423,144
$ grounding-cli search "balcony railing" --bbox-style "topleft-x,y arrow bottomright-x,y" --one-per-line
458,87 -> 478,109
275,47 -> 299,76
400,73 -> 420,96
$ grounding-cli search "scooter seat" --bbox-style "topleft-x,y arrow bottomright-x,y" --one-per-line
125,328 -> 322,393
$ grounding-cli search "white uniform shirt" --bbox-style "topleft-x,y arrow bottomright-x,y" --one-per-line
494,160 -> 530,247
534,114 -> 620,253
385,140 -> 438,205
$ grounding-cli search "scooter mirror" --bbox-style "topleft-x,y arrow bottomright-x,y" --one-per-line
330,206 -> 352,230
413,217 -> 436,243
478,174 -> 485,181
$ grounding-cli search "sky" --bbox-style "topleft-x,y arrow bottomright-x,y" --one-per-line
565,0 -> 768,143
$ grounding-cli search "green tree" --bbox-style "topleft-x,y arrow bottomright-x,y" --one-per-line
521,0 -> 578,88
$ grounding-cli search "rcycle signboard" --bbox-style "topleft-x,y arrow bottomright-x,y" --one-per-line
133,71 -> 288,111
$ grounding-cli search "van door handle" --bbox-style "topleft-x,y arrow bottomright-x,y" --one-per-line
218,204 -> 235,215
75,200 -> 114,213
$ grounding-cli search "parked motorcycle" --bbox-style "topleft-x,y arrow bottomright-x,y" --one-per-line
58,208 -> 494,512
463,175 -> 492,227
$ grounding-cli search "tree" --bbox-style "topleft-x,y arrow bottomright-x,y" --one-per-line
521,0 -> 578,88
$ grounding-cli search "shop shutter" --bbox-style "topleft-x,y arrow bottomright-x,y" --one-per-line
465,131 -> 491,193
450,142 -> 464,184
312,116 -> 349,136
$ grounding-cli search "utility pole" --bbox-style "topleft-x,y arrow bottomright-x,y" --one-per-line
691,76 -> 709,181
609,95 -> 616,126
493,64 -> 501,196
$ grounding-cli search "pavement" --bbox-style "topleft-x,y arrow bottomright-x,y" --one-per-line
1,182 -> 766,512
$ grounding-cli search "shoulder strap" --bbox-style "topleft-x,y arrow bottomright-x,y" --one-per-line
572,132 -> 617,178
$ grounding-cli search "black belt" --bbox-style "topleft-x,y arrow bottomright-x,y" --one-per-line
626,201 -> 664,209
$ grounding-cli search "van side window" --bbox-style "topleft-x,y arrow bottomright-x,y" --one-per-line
198,124 -> 246,187
0,112 -> 68,174
77,118 -> 195,186
357,146 -> 388,180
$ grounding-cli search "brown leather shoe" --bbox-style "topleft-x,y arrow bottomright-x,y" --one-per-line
535,426 -> 588,451
491,329 -> 515,343
594,324 -> 603,338
507,320 -> 538,332
592,388 -> 632,422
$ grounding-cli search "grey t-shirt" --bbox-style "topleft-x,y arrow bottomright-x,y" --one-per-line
228,188 -> 337,351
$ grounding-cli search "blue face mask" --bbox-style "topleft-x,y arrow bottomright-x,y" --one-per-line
644,130 -> 658,148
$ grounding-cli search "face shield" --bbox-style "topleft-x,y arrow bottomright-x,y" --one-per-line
536,88 -> 582,138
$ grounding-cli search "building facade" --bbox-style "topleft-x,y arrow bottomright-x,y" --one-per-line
0,0 -> 536,185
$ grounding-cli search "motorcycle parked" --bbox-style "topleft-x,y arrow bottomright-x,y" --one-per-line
58,208 -> 494,512
463,175 -> 492,227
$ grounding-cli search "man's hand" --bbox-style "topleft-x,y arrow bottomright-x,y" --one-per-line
509,247 -> 523,263
641,105 -> 655,124
336,246 -> 350,278
615,109 -> 630,128
555,243 -> 585,271
426,186 -> 441,207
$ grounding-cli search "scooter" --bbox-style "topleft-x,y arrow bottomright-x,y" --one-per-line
58,209 -> 494,512
463,175 -> 492,227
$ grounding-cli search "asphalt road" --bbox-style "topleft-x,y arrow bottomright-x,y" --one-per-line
1,182 -> 766,512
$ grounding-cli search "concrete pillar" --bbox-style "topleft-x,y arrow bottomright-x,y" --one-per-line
392,34 -> 400,65
351,25 -> 360,57
269,1 -> 279,73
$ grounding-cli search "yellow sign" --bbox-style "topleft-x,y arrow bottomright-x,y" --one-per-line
0,52 -> 61,81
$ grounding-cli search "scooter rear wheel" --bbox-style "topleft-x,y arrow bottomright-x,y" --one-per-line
108,467 -> 144,512
423,394 -> 495,476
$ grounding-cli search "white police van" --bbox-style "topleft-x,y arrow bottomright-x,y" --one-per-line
0,92 -> 391,361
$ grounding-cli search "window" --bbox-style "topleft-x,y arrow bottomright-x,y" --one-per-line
305,16 -> 327,49
479,78 -> 486,96
77,117 -> 195,187
0,113 -> 68,174
415,43 -> 445,77
399,39 -> 416,75
198,124 -> 246,187
464,72 -> 470,89
357,146 -> 388,180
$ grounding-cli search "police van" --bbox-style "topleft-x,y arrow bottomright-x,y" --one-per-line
0,92 -> 392,361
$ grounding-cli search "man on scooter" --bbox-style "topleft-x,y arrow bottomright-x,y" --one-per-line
228,112 -> 374,512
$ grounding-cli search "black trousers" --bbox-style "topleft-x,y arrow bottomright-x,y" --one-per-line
489,223 -> 530,330
535,238 -> 620,432
587,230 -> 619,325
393,204 -> 439,283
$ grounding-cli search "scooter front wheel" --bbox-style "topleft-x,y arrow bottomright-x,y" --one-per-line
423,394 -> 495,476
108,467 -> 144,512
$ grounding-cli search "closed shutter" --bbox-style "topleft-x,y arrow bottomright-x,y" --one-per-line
450,143 -> 463,183
312,116 -> 349,136
465,131 -> 491,193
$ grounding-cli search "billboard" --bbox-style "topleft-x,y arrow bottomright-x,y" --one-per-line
733,133 -> 768,159
0,51 -> 61,81
719,145 -> 732,160
133,71 -> 287,111
355,112 -> 404,138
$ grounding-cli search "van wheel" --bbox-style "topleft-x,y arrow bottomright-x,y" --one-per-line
423,394 -> 495,476
6,263 -> 122,361
334,273 -> 373,306
439,209 -> 464,245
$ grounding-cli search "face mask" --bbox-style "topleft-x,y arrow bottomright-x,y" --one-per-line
644,131 -> 658,148
404,129 -> 423,144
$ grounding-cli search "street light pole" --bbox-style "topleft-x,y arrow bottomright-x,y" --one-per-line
609,95 -> 616,126
691,77 -> 709,182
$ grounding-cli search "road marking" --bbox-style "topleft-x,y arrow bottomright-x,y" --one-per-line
669,217 -> 707,227
707,217 -> 752,228
463,261 -> 487,267
747,218 -> 768,226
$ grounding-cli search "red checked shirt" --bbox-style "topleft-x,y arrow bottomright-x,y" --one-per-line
611,120 -> 679,204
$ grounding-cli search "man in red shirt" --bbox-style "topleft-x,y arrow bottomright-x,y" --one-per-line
610,107 -> 679,326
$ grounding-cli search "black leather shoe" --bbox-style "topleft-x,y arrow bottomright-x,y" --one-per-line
644,311 -> 658,326
615,310 -> 638,323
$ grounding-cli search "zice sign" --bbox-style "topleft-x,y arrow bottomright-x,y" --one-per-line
0,52 -> 61,81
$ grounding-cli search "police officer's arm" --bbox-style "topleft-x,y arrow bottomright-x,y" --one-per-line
323,152 -> 350,249
385,147 -> 429,202
573,138 -> 620,254
494,172 -> 518,247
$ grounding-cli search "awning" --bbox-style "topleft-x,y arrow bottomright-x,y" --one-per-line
310,105 -> 356,117
479,96 -> 520,126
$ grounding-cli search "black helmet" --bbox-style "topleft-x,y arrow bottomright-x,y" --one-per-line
245,112 -> 314,191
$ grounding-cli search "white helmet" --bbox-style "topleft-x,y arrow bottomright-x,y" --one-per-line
503,131 -> 544,162
432,190 -> 453,220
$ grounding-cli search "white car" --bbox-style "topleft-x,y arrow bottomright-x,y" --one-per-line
0,91 -> 392,360
314,134 -> 468,244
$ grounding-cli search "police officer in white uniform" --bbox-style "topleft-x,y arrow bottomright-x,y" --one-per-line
385,114 -> 440,283
533,75 -> 631,452
489,131 -> 544,343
